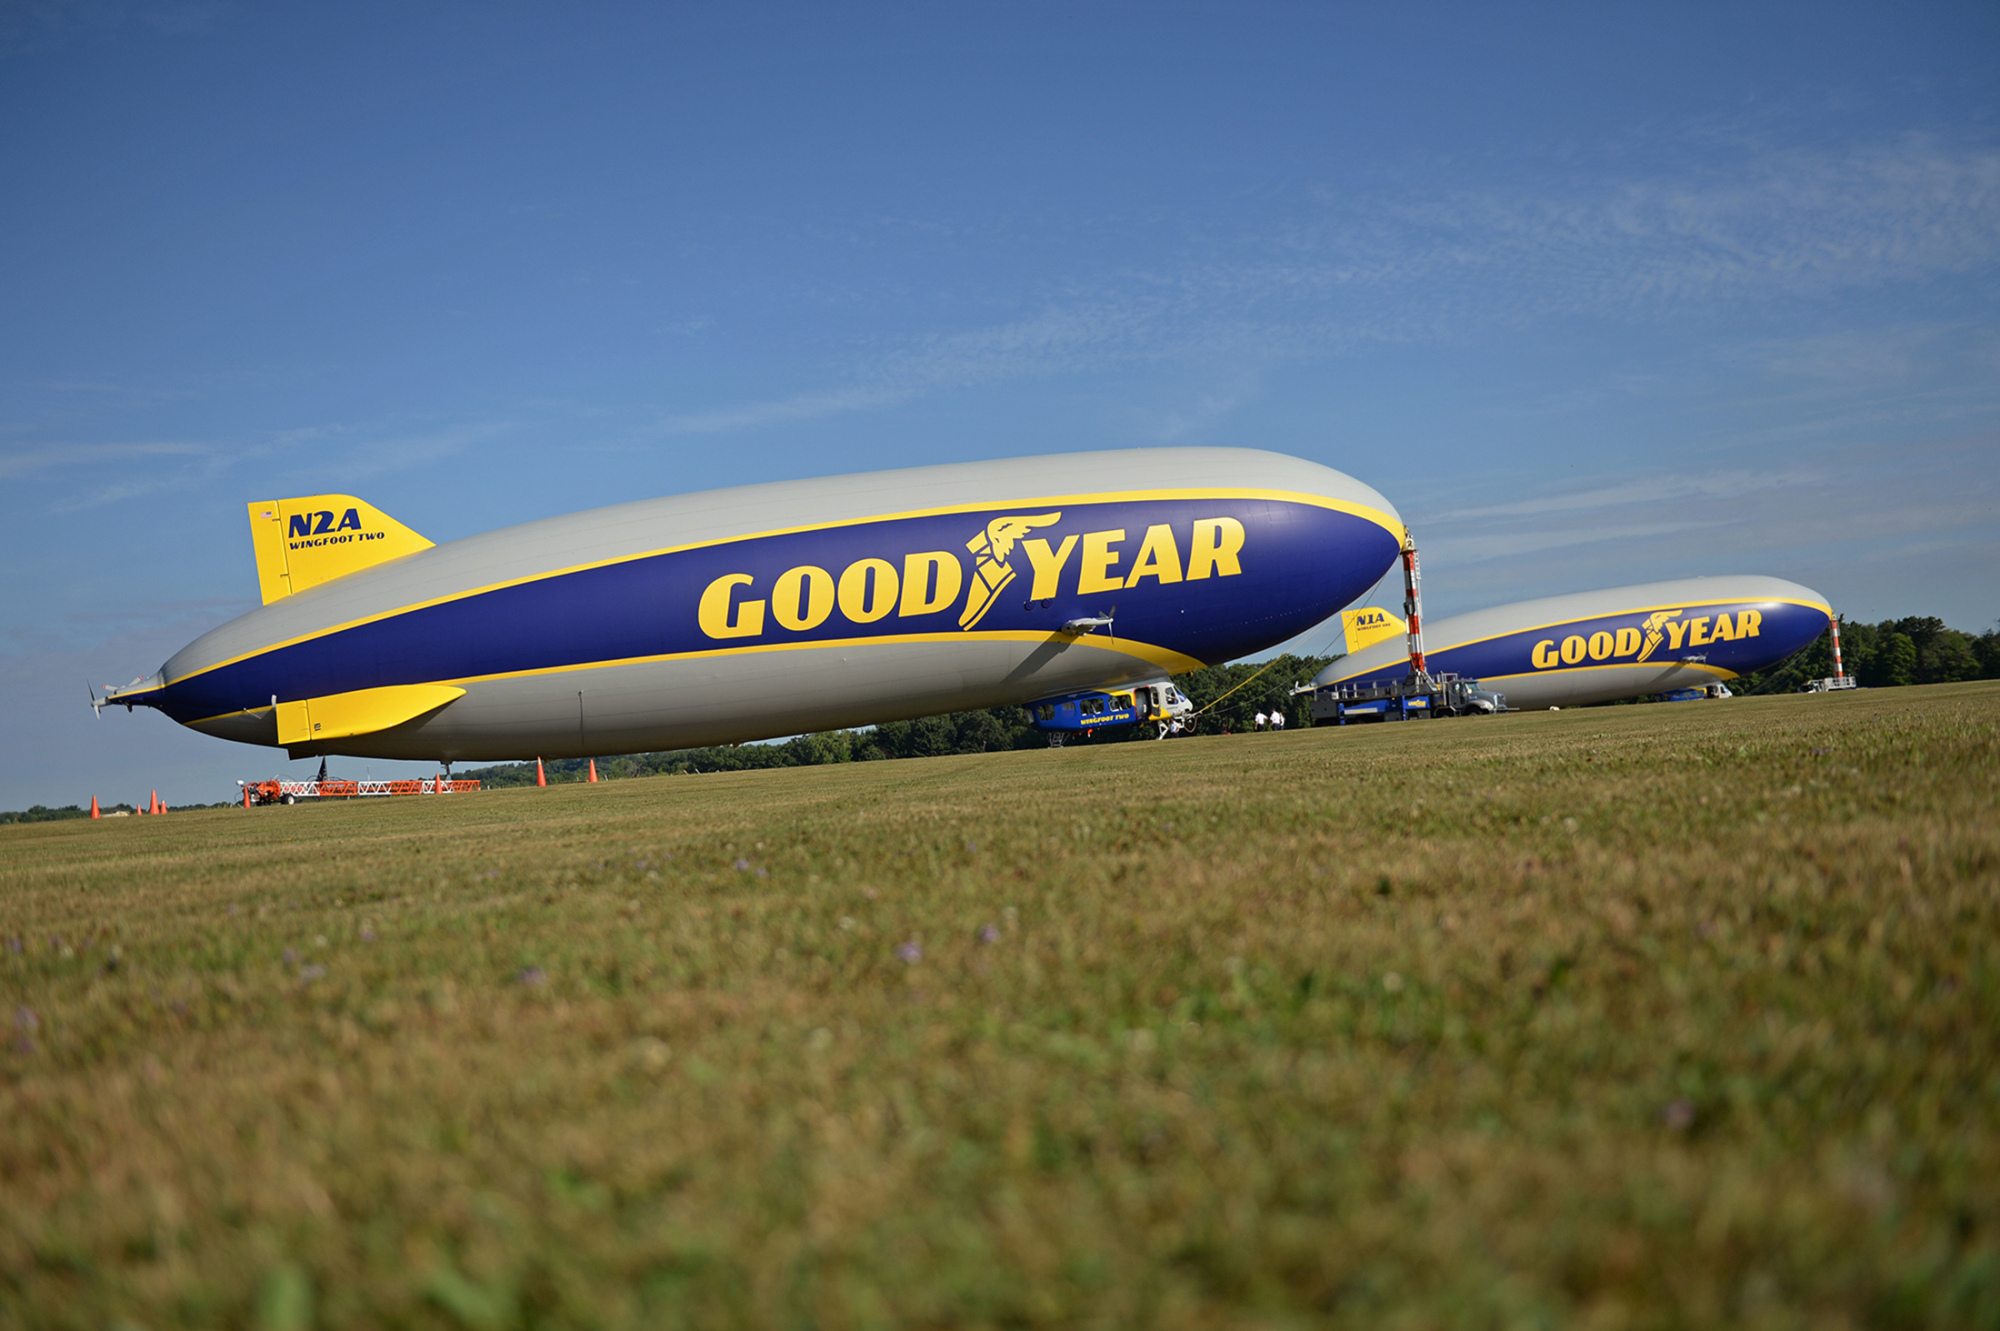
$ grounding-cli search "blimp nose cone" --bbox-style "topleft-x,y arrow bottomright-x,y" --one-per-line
1756,595 -> 1834,655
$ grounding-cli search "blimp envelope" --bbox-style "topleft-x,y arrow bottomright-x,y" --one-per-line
103,447 -> 1406,762
1316,576 -> 1833,710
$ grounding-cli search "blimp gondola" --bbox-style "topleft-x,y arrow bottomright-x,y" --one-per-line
1316,576 -> 1833,710
100,448 -> 1405,761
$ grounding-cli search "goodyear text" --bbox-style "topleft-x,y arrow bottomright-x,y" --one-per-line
697,514 -> 1246,641
1529,608 -> 1762,670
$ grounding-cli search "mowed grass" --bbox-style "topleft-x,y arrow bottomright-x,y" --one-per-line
3,685 -> 1998,1330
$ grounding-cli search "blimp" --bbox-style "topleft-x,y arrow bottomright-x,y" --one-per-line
1315,576 -> 1833,710
99,448 -> 1405,762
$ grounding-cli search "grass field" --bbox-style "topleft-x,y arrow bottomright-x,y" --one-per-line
4,683 -> 1998,1329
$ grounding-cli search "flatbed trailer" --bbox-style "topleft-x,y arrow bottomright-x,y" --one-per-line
1301,673 -> 1506,725
240,777 -> 480,806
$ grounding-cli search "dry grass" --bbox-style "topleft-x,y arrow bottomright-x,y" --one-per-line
3,683 -> 1998,1329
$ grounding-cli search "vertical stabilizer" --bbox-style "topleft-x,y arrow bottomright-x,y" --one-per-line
247,495 -> 433,603
1341,606 -> 1406,655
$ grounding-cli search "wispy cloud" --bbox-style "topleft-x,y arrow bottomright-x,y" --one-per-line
273,420 -> 509,484
649,134 -> 2000,437
0,440 -> 214,481
1431,468 -> 1821,524
658,387 -> 908,435
17,418 -> 508,514
1407,431 -> 2000,619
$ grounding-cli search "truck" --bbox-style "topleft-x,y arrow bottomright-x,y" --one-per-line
1299,672 -> 1506,725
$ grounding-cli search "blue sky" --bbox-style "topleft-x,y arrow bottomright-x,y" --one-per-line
3,2 -> 1997,810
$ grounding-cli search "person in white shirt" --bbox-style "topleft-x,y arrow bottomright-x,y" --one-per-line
1271,710 -> 1285,731
1254,711 -> 1267,731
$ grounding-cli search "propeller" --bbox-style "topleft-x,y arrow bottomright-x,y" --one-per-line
1060,605 -> 1118,636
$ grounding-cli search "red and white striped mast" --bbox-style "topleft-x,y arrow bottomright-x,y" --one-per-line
1830,615 -> 1846,682
1400,528 -> 1432,686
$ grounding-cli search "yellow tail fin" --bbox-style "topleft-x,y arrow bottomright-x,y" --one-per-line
1342,606 -> 1406,654
247,495 -> 433,603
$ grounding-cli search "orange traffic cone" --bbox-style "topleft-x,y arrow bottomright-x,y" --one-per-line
134,799 -> 144,816
242,786 -> 252,809
150,790 -> 162,815
536,758 -> 546,787
90,796 -> 100,819
588,759 -> 598,783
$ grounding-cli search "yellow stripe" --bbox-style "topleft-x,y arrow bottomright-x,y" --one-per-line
1320,595 -> 1829,686
180,629 -> 1205,728
1474,660 -> 1739,687
161,487 -> 1396,690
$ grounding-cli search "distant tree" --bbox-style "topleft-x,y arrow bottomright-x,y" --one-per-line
0,804 -> 86,824
1892,617 -> 1948,650
1172,653 -> 1335,733
1874,632 -> 1918,688
0,803 -> 143,823
859,707 -> 1039,759
1915,628 -> 1979,684
785,730 -> 856,766
1976,629 -> 2000,681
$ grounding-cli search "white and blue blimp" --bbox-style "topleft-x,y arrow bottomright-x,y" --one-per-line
101,448 -> 1406,761
1317,576 -> 1834,710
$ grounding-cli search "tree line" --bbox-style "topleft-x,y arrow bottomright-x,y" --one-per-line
1716,617 -> 2000,696
10,619 -> 1996,814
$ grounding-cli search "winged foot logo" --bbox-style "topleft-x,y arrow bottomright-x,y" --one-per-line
960,513 -> 1061,629
696,510 -> 1246,641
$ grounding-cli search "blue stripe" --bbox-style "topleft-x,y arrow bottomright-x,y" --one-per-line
158,498 -> 1398,722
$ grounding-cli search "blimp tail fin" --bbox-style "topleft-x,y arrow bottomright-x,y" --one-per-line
248,495 -> 435,604
1342,606 -> 1406,654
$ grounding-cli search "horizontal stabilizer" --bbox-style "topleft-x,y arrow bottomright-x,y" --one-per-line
1342,606 -> 1405,655
275,684 -> 465,748
248,494 -> 433,603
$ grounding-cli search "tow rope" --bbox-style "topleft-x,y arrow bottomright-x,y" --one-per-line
1187,625 -> 1348,720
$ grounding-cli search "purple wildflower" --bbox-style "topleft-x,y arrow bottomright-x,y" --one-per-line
14,1008 -> 37,1031
299,964 -> 327,982
896,942 -> 923,964
282,948 -> 299,965
518,966 -> 548,986
733,858 -> 751,871
978,925 -> 1001,944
